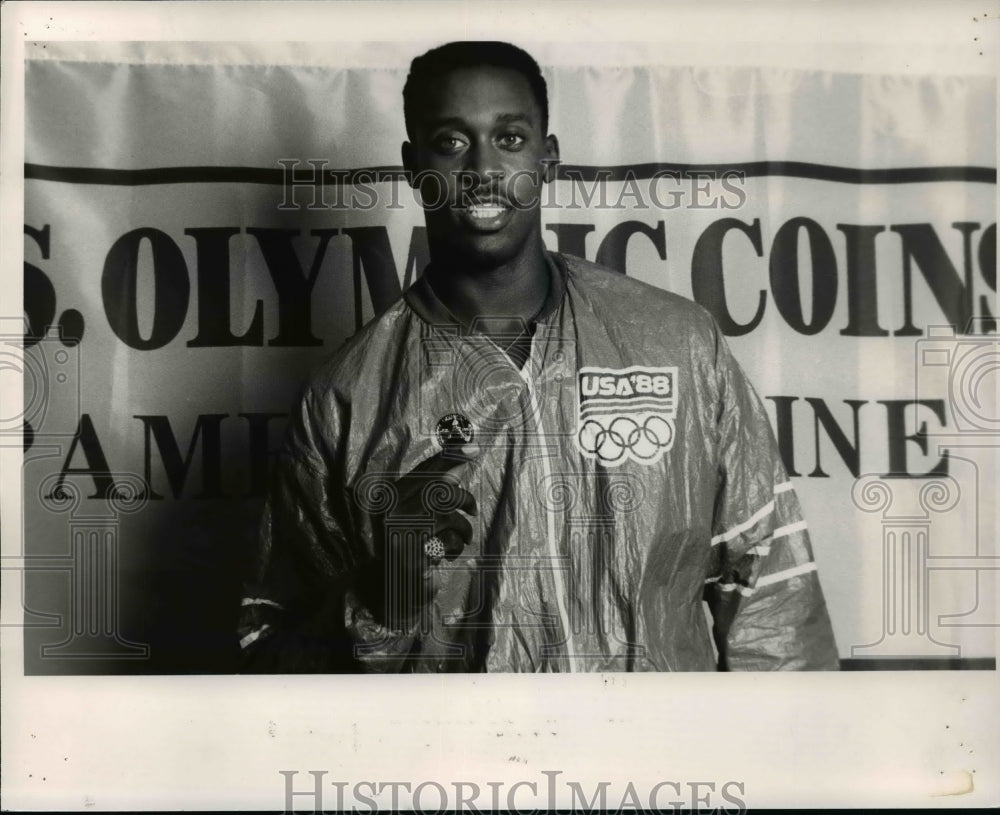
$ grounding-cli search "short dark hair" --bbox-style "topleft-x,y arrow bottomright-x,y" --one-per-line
403,41 -> 549,140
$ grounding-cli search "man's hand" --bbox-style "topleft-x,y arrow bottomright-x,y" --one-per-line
372,442 -> 480,627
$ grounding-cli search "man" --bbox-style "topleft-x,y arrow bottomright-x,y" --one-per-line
238,41 -> 839,672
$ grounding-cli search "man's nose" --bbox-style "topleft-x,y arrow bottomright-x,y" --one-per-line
464,140 -> 504,183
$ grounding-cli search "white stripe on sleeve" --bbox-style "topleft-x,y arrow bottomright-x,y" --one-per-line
771,520 -> 808,540
717,582 -> 755,597
755,562 -> 817,589
241,597 -> 284,610
711,500 -> 774,546
239,624 -> 272,650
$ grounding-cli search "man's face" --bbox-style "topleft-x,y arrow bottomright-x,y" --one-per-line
402,65 -> 559,269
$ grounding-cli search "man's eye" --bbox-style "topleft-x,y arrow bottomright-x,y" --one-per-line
497,133 -> 526,149
434,136 -> 466,153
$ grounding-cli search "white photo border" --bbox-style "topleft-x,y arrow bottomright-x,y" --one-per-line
2,1 -> 998,810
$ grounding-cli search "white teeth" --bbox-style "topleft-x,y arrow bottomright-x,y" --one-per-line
468,205 -> 505,219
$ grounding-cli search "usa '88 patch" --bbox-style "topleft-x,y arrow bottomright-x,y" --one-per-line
575,366 -> 678,466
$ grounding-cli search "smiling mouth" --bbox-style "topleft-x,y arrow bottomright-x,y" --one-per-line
466,203 -> 508,220
454,198 -> 513,231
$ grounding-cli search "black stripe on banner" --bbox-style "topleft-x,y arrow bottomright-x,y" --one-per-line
558,161 -> 998,184
22,164 -> 407,186
24,161 -> 998,186
839,657 -> 996,671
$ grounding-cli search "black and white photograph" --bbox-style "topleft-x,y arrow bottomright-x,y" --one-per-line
2,0 -> 998,810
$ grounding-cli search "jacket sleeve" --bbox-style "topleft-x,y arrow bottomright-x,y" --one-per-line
704,329 -> 840,671
237,383 -> 422,673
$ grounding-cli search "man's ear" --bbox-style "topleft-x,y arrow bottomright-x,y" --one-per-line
401,141 -> 417,189
542,134 -> 560,183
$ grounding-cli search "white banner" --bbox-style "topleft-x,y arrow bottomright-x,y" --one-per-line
18,39 -> 998,674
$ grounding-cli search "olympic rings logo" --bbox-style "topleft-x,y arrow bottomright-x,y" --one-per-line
576,413 -> 675,465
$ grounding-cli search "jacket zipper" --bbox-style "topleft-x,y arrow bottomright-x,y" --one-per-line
517,358 -> 578,673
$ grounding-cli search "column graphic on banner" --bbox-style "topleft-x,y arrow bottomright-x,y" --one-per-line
32,472 -> 150,659
851,475 -> 962,657
848,450 -> 1000,660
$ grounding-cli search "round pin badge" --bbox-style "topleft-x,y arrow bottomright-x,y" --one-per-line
436,413 -> 474,447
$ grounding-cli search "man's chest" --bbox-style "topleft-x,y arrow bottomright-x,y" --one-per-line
347,329 -> 720,540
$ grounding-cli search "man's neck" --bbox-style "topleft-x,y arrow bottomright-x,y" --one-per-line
425,242 -> 551,331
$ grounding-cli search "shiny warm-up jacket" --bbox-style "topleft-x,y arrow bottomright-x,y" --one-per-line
239,252 -> 839,672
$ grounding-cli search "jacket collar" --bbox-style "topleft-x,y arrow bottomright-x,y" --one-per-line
404,251 -> 568,331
